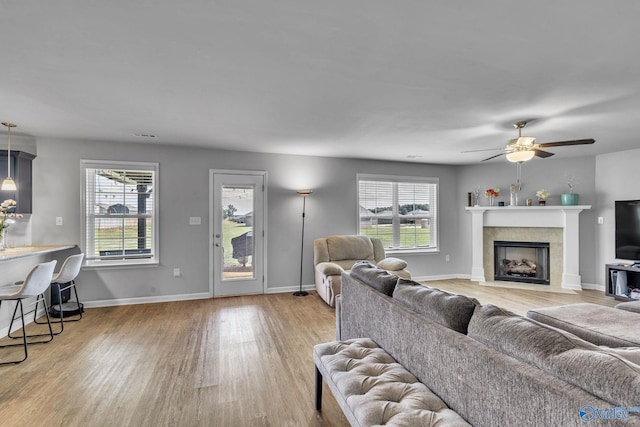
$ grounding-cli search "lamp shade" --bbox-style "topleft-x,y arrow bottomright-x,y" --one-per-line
2,122 -> 17,191
1,177 -> 16,191
506,150 -> 535,163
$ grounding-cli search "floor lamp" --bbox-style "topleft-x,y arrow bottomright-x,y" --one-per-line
294,190 -> 312,296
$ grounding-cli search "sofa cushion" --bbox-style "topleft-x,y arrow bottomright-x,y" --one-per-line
526,303 -> 640,347
326,235 -> 375,262
468,304 -> 640,406
616,300 -> 640,313
600,346 -> 640,366
392,279 -> 480,334
350,261 -> 399,296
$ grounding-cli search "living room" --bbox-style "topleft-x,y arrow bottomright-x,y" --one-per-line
1,2 -> 640,426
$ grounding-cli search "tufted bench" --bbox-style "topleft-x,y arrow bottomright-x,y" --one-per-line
313,338 -> 470,427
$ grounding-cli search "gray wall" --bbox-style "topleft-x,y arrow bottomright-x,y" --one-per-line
26,137 -> 640,304
595,147 -> 640,284
30,137 -> 459,304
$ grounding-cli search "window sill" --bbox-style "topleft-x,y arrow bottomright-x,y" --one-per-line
83,259 -> 159,270
385,248 -> 439,256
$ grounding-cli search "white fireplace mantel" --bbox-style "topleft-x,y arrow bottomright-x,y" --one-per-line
465,205 -> 590,290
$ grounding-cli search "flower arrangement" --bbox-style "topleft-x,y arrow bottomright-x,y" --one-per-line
0,199 -> 22,230
485,188 -> 500,198
535,189 -> 550,200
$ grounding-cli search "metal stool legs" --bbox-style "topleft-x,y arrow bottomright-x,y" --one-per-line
34,280 -> 83,335
0,295 -> 55,366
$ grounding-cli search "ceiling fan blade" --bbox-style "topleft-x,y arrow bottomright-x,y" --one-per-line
461,147 -> 504,153
482,153 -> 506,162
534,149 -> 555,158
537,138 -> 595,148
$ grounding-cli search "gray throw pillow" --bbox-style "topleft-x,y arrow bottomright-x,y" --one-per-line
350,260 -> 399,296
392,278 -> 480,334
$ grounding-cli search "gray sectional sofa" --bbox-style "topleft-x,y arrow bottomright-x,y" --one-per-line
335,261 -> 640,426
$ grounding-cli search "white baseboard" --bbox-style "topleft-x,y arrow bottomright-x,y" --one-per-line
83,286 -> 318,308
84,292 -> 211,308
412,274 -> 470,282
265,284 -> 315,294
580,282 -> 605,291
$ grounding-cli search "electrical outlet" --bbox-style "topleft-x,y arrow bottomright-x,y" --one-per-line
173,268 -> 181,277
55,217 -> 63,226
597,217 -> 604,225
445,254 -> 450,262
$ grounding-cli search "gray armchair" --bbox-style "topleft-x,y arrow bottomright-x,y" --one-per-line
313,235 -> 410,307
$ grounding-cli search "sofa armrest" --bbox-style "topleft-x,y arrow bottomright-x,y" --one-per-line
377,257 -> 408,271
316,262 -> 344,276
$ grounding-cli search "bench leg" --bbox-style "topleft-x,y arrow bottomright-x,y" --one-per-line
315,364 -> 323,411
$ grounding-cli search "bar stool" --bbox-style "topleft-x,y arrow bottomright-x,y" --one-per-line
34,253 -> 84,335
0,260 -> 57,366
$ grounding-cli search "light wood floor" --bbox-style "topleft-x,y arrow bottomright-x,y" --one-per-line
0,280 -> 618,427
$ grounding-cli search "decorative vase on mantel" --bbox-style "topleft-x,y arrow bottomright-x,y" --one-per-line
561,193 -> 579,206
488,195 -> 495,207
0,228 -> 5,251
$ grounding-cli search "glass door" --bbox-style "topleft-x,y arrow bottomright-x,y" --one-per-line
211,171 -> 265,296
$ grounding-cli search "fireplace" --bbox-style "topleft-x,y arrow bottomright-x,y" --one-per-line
466,205 -> 589,290
494,241 -> 550,285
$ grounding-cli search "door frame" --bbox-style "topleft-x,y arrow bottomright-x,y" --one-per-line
209,169 -> 268,297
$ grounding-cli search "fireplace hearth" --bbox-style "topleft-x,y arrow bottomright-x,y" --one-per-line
494,241 -> 550,285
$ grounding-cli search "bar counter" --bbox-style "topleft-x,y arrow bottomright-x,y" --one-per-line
0,244 -> 77,262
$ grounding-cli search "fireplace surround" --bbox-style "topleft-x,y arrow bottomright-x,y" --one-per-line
466,205 -> 590,290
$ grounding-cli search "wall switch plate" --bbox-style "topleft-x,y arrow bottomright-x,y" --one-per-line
445,254 -> 450,262
173,268 -> 181,277
189,216 -> 201,225
55,217 -> 63,226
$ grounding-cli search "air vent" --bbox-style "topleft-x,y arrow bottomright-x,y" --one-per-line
133,133 -> 158,139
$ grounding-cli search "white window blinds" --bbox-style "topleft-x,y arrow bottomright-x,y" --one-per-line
82,160 -> 159,266
358,174 -> 438,251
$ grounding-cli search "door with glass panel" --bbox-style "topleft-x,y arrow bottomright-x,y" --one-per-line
211,171 -> 265,296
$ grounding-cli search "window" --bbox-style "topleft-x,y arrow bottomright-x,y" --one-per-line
358,174 -> 438,252
82,160 -> 159,267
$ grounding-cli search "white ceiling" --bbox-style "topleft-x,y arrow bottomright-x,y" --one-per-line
1,1 -> 639,165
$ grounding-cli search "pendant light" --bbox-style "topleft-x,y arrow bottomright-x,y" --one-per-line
1,122 -> 17,191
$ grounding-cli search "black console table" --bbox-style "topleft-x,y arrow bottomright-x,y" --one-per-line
605,263 -> 640,301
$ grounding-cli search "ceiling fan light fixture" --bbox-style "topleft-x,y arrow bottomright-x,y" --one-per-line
518,136 -> 536,147
506,150 -> 535,163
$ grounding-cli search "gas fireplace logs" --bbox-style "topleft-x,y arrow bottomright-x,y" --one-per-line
502,258 -> 537,276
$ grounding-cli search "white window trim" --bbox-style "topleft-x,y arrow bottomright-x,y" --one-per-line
81,159 -> 159,268
357,173 -> 439,253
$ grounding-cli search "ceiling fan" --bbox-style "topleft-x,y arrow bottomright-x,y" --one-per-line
464,121 -> 595,162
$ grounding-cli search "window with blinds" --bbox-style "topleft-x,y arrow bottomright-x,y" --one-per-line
81,160 -> 159,266
358,174 -> 438,251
